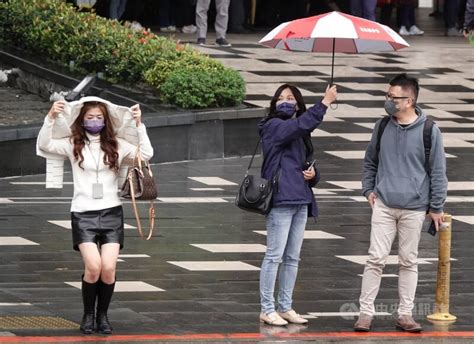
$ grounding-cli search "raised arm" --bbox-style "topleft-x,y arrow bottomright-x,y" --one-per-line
120,104 -> 154,161
266,85 -> 337,146
37,101 -> 72,157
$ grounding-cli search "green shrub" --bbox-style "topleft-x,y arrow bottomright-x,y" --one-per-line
0,0 -> 245,108
143,50 -> 223,91
160,65 -> 246,109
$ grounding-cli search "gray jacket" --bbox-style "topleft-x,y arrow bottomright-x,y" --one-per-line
362,107 -> 447,213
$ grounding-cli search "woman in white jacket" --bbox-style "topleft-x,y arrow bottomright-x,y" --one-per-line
38,99 -> 153,335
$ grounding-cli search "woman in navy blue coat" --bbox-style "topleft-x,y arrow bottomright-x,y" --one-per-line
258,84 -> 337,326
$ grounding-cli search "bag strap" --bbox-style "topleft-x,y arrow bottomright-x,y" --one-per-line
128,146 -> 154,240
423,118 -> 434,176
246,137 -> 262,174
375,116 -> 391,164
246,136 -> 277,176
132,146 -> 143,171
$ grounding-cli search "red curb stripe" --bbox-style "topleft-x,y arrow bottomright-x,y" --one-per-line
0,331 -> 473,342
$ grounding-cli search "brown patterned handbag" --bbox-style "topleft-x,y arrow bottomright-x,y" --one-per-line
120,147 -> 157,240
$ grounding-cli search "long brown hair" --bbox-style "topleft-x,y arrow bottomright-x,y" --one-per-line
71,102 -> 119,172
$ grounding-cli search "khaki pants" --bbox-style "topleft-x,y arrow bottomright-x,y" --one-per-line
359,199 -> 426,316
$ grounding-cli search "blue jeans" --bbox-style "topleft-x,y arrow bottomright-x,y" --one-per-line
400,5 -> 415,28
260,204 -> 308,314
444,0 -> 460,28
109,0 -> 127,20
350,0 -> 377,21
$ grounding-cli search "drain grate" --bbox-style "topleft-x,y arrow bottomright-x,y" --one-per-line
0,316 -> 78,329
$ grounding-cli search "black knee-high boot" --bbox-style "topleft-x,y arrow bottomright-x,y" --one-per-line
80,276 -> 98,334
96,279 -> 115,334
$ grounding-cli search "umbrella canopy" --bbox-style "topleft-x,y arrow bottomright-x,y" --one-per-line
259,11 -> 409,83
260,11 -> 409,53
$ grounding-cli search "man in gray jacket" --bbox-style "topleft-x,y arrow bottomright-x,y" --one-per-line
354,73 -> 447,333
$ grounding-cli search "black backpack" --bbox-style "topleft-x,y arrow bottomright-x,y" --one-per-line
375,116 -> 434,175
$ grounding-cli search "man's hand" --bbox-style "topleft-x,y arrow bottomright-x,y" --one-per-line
367,192 -> 377,208
429,211 -> 445,231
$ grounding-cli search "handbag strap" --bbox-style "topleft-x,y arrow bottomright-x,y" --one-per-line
246,137 -> 262,174
128,146 -> 155,240
246,135 -> 281,181
247,118 -> 281,176
132,146 -> 143,170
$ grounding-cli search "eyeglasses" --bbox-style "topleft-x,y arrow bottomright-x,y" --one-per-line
385,94 -> 410,102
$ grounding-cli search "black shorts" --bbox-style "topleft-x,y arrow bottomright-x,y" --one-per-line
71,206 -> 124,251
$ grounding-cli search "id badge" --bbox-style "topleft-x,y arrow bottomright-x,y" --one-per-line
92,183 -> 103,199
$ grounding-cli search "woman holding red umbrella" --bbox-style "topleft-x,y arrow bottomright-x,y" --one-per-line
257,84 -> 337,326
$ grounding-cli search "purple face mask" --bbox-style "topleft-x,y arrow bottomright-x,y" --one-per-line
276,101 -> 297,118
83,119 -> 105,134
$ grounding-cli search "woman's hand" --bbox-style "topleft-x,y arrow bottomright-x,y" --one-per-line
322,84 -> 338,107
303,166 -> 316,181
47,100 -> 65,119
131,104 -> 142,127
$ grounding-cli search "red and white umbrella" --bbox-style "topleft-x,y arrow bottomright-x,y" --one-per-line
259,11 -> 409,83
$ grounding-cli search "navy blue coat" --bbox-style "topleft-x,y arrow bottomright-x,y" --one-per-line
258,102 -> 327,218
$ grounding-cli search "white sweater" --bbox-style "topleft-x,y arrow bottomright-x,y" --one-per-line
38,116 -> 154,212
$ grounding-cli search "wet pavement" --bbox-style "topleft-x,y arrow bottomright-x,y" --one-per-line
0,8 -> 473,344
0,151 -> 472,342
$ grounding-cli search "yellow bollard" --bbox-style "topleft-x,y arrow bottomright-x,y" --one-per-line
250,0 -> 256,26
427,214 -> 457,322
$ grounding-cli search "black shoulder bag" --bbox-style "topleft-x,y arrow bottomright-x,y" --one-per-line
235,137 -> 280,215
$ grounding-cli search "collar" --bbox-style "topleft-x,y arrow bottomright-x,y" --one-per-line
85,132 -> 101,143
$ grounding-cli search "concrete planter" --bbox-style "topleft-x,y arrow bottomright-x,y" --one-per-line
0,47 -> 265,177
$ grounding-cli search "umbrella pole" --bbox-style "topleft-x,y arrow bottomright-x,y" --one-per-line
330,38 -> 335,86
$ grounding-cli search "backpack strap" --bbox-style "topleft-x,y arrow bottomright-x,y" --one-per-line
423,117 -> 435,176
375,116 -> 391,164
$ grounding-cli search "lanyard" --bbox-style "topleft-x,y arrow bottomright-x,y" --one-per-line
86,143 -> 101,182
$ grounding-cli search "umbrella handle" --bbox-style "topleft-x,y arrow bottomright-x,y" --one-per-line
329,38 -> 337,110
330,38 -> 335,86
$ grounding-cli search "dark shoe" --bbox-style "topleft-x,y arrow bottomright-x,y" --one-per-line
96,312 -> 113,334
215,38 -> 232,47
354,313 -> 373,332
396,315 -> 422,333
446,27 -> 463,37
80,313 -> 95,334
197,37 -> 206,45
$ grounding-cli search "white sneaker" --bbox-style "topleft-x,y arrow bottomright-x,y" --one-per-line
182,25 -> 197,34
130,21 -> 144,32
161,25 -> 176,33
409,25 -> 424,35
278,310 -> 308,324
259,312 -> 288,326
399,26 -> 410,36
